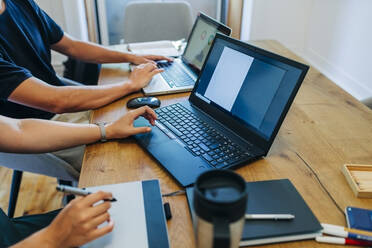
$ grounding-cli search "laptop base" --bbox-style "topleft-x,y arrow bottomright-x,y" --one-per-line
134,101 -> 263,187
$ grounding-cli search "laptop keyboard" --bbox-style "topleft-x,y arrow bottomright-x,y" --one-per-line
157,61 -> 195,88
155,103 -> 253,169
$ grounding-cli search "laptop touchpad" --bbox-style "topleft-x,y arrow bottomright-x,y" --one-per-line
134,117 -> 171,146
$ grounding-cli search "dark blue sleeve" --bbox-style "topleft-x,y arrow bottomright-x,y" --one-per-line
0,57 -> 33,100
28,0 -> 64,44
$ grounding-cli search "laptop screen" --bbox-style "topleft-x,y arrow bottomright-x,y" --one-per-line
183,14 -> 230,71
193,37 -> 304,140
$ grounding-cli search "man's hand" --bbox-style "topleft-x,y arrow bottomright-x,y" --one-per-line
127,63 -> 163,92
105,106 -> 157,139
130,54 -> 173,65
45,191 -> 114,248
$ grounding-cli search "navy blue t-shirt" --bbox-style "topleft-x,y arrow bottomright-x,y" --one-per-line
0,0 -> 64,119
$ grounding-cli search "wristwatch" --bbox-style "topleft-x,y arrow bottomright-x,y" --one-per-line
95,123 -> 107,142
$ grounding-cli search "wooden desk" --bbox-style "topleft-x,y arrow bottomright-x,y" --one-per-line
80,40 -> 372,247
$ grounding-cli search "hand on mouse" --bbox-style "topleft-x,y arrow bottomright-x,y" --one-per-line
127,63 -> 163,92
105,106 -> 157,139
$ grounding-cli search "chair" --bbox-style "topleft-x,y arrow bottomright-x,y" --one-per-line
362,97 -> 372,109
123,1 -> 194,43
0,153 -> 79,218
63,58 -> 101,86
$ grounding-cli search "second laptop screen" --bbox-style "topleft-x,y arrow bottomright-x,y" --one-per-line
195,39 -> 302,140
183,17 -> 220,70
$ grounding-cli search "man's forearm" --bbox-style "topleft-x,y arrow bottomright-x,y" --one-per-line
52,34 -> 136,64
53,81 -> 134,113
9,77 -> 135,114
65,39 -> 136,64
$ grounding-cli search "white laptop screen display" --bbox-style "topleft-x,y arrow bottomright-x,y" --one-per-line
195,39 -> 302,140
183,17 -> 220,71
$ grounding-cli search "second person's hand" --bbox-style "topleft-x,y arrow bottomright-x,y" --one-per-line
105,106 -> 157,139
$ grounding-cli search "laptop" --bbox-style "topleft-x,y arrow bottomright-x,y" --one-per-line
141,12 -> 231,96
134,34 -> 309,187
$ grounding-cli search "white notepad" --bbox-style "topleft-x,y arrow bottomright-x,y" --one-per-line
108,40 -> 184,57
82,180 -> 169,248
128,40 -> 182,57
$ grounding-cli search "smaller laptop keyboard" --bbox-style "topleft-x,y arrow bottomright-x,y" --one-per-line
155,103 -> 253,169
157,61 -> 195,88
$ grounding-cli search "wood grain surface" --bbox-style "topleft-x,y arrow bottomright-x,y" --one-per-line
79,40 -> 372,248
0,168 -> 62,217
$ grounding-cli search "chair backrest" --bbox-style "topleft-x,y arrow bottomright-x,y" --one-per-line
63,58 -> 101,86
362,97 -> 372,109
0,152 -> 79,181
124,1 -> 194,43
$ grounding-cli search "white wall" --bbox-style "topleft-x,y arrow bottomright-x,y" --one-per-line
243,0 -> 372,101
244,0 -> 313,56
305,0 -> 372,100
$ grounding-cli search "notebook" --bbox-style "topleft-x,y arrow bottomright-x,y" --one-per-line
186,179 -> 322,246
82,180 -> 169,248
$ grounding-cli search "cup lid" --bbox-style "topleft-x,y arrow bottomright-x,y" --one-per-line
193,170 -> 248,222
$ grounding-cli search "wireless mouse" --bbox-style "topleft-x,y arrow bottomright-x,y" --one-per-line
126,97 -> 161,109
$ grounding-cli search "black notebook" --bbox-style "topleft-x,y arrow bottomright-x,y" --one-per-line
186,179 -> 322,246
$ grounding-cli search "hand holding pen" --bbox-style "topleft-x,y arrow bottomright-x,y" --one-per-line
46,190 -> 115,247
57,185 -> 117,202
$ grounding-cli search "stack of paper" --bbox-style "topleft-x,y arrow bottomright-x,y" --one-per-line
127,40 -> 184,57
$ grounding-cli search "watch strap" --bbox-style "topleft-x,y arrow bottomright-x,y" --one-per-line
95,123 -> 107,142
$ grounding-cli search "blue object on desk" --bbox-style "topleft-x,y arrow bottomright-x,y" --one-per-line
346,206 -> 372,232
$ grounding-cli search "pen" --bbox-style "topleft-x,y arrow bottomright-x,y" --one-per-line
322,223 -> 372,237
245,214 -> 295,220
56,185 -> 117,202
321,223 -> 372,242
316,236 -> 372,246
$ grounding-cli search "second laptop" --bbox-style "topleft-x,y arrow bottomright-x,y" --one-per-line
142,12 -> 231,96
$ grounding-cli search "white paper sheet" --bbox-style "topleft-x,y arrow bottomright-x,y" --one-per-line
108,40 -> 184,57
82,181 -> 149,248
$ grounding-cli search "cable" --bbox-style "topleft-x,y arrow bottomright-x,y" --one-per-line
294,151 -> 345,216
162,190 -> 186,197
